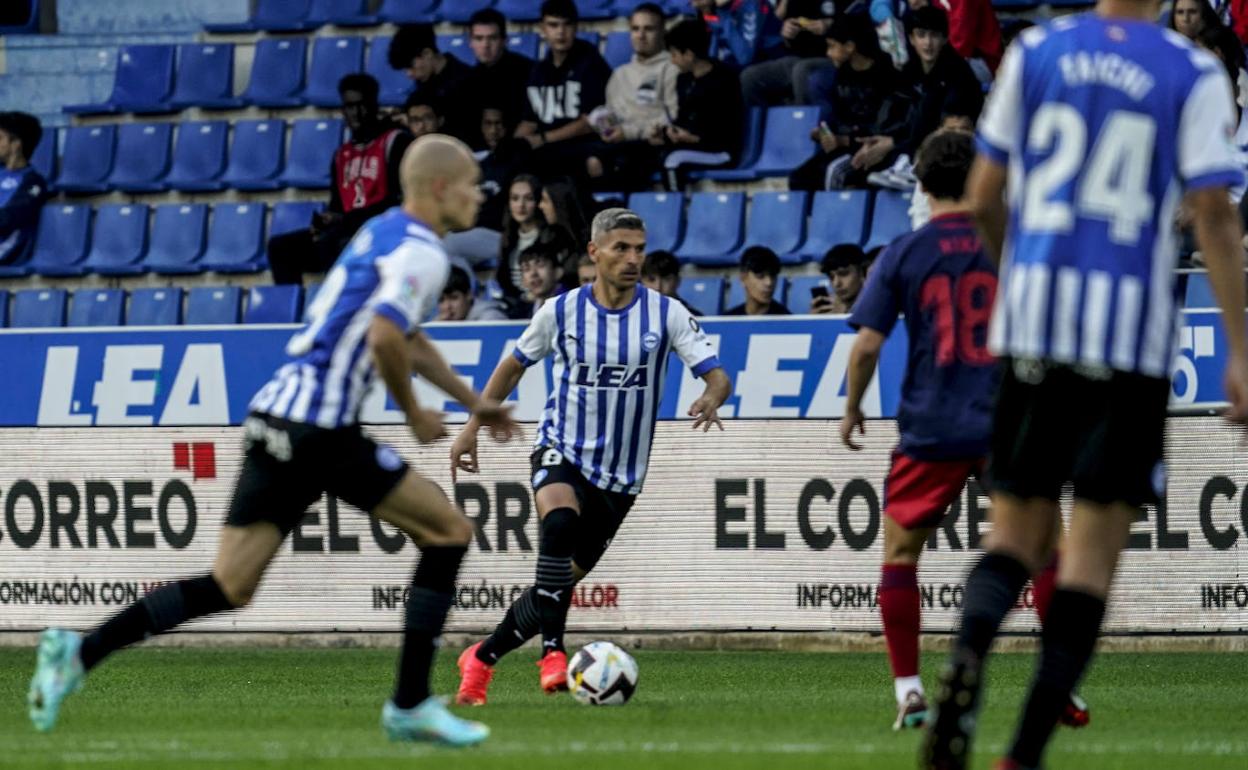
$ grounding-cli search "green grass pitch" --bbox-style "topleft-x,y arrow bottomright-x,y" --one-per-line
1,648 -> 1245,769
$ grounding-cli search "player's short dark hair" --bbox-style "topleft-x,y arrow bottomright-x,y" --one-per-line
338,73 -> 379,103
631,2 -> 666,22
667,19 -> 710,59
909,6 -> 949,37
403,90 -> 442,116
941,90 -> 982,124
643,249 -> 680,279
740,245 -> 781,277
541,0 -> 579,23
820,244 -> 866,274
0,111 -> 42,158
443,266 -> 472,297
469,8 -> 506,35
914,129 -> 976,202
388,24 -> 437,70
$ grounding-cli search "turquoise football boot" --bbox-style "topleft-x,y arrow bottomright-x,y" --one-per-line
381,697 -> 489,747
28,629 -> 85,732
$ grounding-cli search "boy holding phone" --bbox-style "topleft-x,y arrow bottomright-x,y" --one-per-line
812,244 -> 867,314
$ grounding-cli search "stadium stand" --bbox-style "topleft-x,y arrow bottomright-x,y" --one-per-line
56,124 -> 116,194
269,201 -> 326,238
742,192 -> 808,266
108,123 -> 173,193
63,44 -> 175,115
375,0 -> 440,24
0,290 -> 7,327
67,288 -> 125,327
279,118 -> 344,189
11,288 -> 67,328
727,275 -> 789,311
146,204 -> 209,275
803,191 -> 870,258
710,106 -> 820,181
165,121 -> 229,192
678,276 -> 724,316
366,39 -> 413,107
128,287 -> 183,326
29,126 -> 57,186
220,120 -> 286,191
24,204 -> 93,277
498,0 -> 543,23
245,284 -> 304,324
786,275 -> 830,315
186,286 -> 243,324
240,38 -> 308,108
676,192 -> 746,267
865,190 -> 912,251
200,204 -> 267,274
84,204 -> 149,276
169,43 -> 243,110
304,37 -> 365,108
627,192 -> 683,254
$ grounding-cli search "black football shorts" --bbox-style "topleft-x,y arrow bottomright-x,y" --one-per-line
529,446 -> 636,573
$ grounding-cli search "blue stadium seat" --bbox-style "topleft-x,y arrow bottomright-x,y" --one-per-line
713,106 -> 820,180
245,284 -> 304,324
304,37 -> 365,107
726,275 -> 788,311
280,118 -> 343,189
865,190 -> 912,250
128,287 -> 183,326
64,44 -> 175,115
507,32 -> 541,59
207,0 -> 313,32
678,276 -> 724,316
186,286 -> 243,325
367,37 -> 413,107
603,31 -> 632,69
696,107 -> 765,181
269,201 -> 325,238
310,0 -> 378,26
676,192 -> 745,266
221,119 -> 286,191
108,123 -> 173,193
145,204 -> 209,275
742,192 -> 808,265
627,192 -> 683,253
11,289 -> 67,328
498,1 -> 541,22
201,204 -> 267,273
786,275 -> 830,315
68,289 -> 125,328
376,0 -> 440,23
241,38 -> 308,108
803,190 -> 870,258
84,204 -> 149,276
441,0 -> 495,24
170,44 -> 243,110
30,127 -> 56,187
166,121 -> 229,192
439,35 -> 475,66
1185,272 -> 1216,307
0,290 -> 7,327
56,125 -> 116,194
19,204 -> 92,277
575,0 -> 614,21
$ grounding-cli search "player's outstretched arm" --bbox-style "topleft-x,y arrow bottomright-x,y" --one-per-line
841,328 -> 885,450
967,156 -> 1008,265
1189,186 -> 1248,423
406,328 -> 520,442
451,354 -> 528,480
368,316 -> 447,444
688,367 -> 732,432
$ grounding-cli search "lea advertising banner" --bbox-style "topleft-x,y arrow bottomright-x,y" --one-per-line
0,311 -> 1232,428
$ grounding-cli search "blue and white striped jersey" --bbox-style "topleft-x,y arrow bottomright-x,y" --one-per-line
977,16 -> 1244,379
513,285 -> 720,495
250,208 -> 449,428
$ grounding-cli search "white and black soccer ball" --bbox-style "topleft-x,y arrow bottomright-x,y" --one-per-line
567,641 -> 638,706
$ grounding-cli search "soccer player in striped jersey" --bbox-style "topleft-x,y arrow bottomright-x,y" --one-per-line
450,208 -> 732,704
27,136 -> 520,747
922,5 -> 1248,769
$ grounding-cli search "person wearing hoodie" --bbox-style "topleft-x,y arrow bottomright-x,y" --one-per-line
515,0 -> 613,180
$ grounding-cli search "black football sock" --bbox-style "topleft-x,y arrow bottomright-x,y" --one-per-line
79,574 -> 233,671
535,507 -> 579,656
1009,589 -> 1106,767
477,587 -> 540,664
956,551 -> 1032,661
392,545 -> 466,709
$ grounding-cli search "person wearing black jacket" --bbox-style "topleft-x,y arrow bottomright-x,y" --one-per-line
266,75 -> 413,285
0,111 -> 49,268
464,9 -> 533,141
514,0 -> 612,180
388,23 -> 474,142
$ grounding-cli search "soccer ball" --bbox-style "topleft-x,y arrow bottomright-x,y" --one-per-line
567,641 -> 639,706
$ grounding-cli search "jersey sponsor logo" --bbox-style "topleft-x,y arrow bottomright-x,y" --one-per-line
572,364 -> 650,389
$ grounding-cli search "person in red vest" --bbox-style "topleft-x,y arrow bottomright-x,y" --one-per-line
267,74 -> 414,285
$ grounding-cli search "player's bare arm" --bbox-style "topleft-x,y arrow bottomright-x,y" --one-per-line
966,157 -> 1008,265
841,327 -> 885,450
688,367 -> 731,432
1188,185 -> 1248,424
451,353 -> 527,479
406,327 -> 519,442
369,315 -> 446,444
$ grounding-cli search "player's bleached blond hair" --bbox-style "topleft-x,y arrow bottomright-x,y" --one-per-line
591,208 -> 646,243
399,134 -> 475,198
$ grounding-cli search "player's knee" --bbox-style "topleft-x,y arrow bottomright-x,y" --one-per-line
446,515 -> 475,547
216,578 -> 257,609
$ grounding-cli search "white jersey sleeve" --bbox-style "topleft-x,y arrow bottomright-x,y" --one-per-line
1178,60 -> 1245,191
372,241 -> 450,334
512,298 -> 559,367
976,40 -> 1025,164
666,298 -> 720,376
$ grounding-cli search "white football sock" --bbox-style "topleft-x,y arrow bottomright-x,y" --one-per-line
894,675 -> 924,706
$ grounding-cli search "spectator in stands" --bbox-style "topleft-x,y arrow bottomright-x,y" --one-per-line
642,249 -> 702,315
859,7 -> 981,189
576,253 -> 597,285
1171,0 -> 1224,40
539,178 -> 592,249
267,75 -> 413,285
901,0 -> 1001,73
0,111 -> 48,268
519,232 -> 573,315
497,174 -> 547,301
811,244 -> 867,314
388,24 -> 473,140
691,0 -> 784,69
403,92 -> 443,138
655,18 -> 745,189
465,9 -> 534,139
586,3 -> 679,190
790,16 -> 910,191
438,266 -> 509,321
516,0 -> 613,180
725,246 -> 792,315
741,0 -> 837,107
